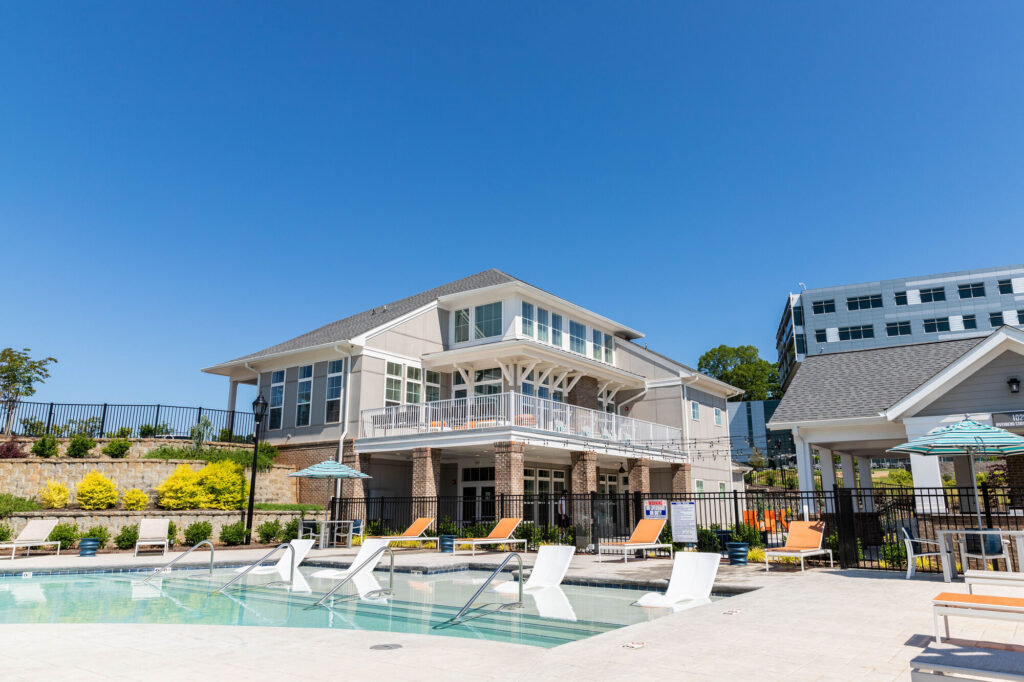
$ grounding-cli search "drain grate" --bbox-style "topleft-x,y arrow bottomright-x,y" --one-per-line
370,644 -> 403,651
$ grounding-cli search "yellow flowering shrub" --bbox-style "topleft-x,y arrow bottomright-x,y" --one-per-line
196,460 -> 247,510
122,488 -> 149,511
155,465 -> 209,510
76,470 -> 119,510
39,480 -> 70,509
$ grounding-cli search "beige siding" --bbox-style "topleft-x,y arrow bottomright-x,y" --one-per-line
614,343 -> 679,380
627,385 -> 684,429
916,350 -> 1024,417
365,308 -> 445,355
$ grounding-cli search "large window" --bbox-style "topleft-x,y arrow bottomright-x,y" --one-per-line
795,333 -> 806,354
920,287 -> 946,303
814,329 -> 827,343
962,314 -> 978,330
812,299 -> 835,315
846,294 -> 883,311
522,371 -> 565,401
924,317 -> 950,333
999,279 -> 1013,295
385,362 -> 403,406
838,324 -> 874,340
453,370 -> 467,400
269,370 -> 284,430
536,308 -> 549,343
592,330 -> 603,360
296,365 -> 313,427
521,302 -> 534,337
474,303 -> 502,339
454,308 -> 470,343
886,321 -> 911,337
604,333 -> 614,363
473,368 -> 502,395
894,291 -> 908,306
958,282 -> 985,299
792,305 -> 804,326
405,366 -> 422,404
991,312 -> 1004,327
425,371 -> 441,402
326,360 -> 344,423
551,314 -> 563,347
569,321 -> 587,355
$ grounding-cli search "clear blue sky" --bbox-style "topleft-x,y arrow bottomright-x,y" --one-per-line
4,3 -> 1023,410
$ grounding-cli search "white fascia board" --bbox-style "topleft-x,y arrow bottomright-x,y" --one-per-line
350,301 -> 439,346
645,378 -> 683,389
201,340 -> 356,375
885,327 -> 1024,421
360,347 -> 426,367
437,281 -> 644,340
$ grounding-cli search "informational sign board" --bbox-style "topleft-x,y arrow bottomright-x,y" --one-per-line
993,412 -> 1024,430
644,499 -> 668,520
671,501 -> 698,543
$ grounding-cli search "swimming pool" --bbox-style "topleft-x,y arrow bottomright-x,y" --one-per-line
0,566 -> 716,648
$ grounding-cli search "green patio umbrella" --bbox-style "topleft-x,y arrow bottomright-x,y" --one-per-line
887,417 -> 1024,558
289,460 -> 370,548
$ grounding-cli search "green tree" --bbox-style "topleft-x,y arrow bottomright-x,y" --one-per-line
1,348 -> 58,436
697,345 -> 781,401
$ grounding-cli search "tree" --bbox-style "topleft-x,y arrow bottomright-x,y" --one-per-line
697,344 -> 781,401
1,348 -> 57,436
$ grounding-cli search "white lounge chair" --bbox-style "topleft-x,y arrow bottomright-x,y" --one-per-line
0,519 -> 60,559
495,545 -> 575,594
234,539 -> 315,582
310,538 -> 390,580
633,551 -> 720,609
135,519 -> 170,557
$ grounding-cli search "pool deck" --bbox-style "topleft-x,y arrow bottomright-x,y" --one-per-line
3,546 -> 1024,680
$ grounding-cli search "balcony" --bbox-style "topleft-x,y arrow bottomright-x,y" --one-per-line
358,392 -> 685,461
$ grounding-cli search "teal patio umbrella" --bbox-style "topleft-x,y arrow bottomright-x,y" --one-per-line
289,460 -> 370,547
887,417 -> 1024,548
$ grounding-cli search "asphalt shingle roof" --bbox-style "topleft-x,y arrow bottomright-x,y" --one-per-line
219,269 -> 518,365
768,337 -> 985,425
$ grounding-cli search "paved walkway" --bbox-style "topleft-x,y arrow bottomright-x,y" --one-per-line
3,548 -> 1023,680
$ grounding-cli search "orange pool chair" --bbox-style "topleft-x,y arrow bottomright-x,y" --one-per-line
365,517 -> 439,550
764,521 -> 833,572
598,519 -> 673,563
452,518 -> 527,556
743,510 -> 764,531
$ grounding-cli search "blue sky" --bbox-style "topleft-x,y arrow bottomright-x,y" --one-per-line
3,3 -> 1023,410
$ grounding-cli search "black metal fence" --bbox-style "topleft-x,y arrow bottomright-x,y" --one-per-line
331,484 -> 1024,573
1,400 -> 255,442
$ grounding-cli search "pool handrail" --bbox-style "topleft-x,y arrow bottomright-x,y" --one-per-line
217,543 -> 296,593
143,540 -> 215,583
452,552 -> 524,622
309,545 -> 396,608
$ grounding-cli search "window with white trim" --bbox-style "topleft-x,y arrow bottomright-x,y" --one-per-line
551,314 -> 563,347
473,368 -> 502,395
691,401 -> 700,420
592,329 -> 603,360
296,365 -> 313,427
695,479 -> 705,494
719,481 -> 727,493
603,333 -> 613,363
714,407 -> 722,426
522,302 -> 534,337
425,371 -> 441,402
453,370 -> 467,400
385,362 -> 403,406
474,303 -> 502,339
405,366 -> 422,404
269,370 -> 284,430
569,321 -> 586,355
536,308 -> 549,343
325,360 -> 344,423
454,308 -> 470,343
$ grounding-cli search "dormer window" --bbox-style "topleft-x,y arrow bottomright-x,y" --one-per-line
522,302 -> 534,337
474,303 -> 502,339
454,309 -> 470,343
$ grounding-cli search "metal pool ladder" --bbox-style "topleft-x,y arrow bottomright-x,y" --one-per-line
308,545 -> 396,609
143,540 -> 215,583
216,543 -> 297,593
451,552 -> 524,622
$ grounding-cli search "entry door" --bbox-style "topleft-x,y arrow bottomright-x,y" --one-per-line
461,485 -> 495,523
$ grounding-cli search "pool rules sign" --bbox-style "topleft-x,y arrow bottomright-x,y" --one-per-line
670,501 -> 698,544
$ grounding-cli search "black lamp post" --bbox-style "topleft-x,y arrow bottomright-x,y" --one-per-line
244,393 -> 269,544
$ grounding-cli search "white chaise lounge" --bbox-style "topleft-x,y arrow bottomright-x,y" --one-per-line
495,545 -> 577,620
135,519 -> 170,556
234,539 -> 315,582
633,551 -> 720,609
310,538 -> 390,580
0,519 -> 60,559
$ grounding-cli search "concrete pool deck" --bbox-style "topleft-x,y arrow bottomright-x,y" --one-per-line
3,547 -> 1023,680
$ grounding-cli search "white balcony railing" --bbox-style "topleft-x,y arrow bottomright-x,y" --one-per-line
359,392 -> 684,458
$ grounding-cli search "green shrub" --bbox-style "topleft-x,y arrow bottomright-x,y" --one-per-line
282,518 -> 300,542
824,532 -> 865,561
66,417 -> 103,438
887,469 -> 914,487
219,521 -> 247,546
144,443 -> 277,472
102,438 -> 132,458
31,434 -> 59,458
0,493 -> 40,518
66,433 -> 96,458
76,471 -> 119,510
122,488 -> 148,511
254,503 -> 323,512
114,524 -> 139,550
167,520 -> 178,547
0,439 -> 26,459
107,427 -> 133,439
138,423 -> 171,438
19,417 -> 47,437
217,428 -> 252,443
730,523 -> 764,548
0,522 -> 11,542
256,519 -> 282,544
880,540 -> 907,567
48,522 -> 79,550
183,521 -> 213,546
697,527 -> 721,553
513,521 -> 543,550
83,525 -> 111,549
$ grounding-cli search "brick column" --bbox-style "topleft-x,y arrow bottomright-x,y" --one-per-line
494,441 -> 525,496
340,439 -> 370,498
412,447 -> 442,497
628,458 -> 651,494
671,463 -> 692,494
570,451 -> 598,494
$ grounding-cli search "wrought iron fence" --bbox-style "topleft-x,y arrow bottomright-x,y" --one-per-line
0,400 -> 255,442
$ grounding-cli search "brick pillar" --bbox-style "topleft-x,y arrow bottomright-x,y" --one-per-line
628,458 -> 651,494
570,451 -> 598,494
567,376 -> 600,410
671,463 -> 692,494
494,441 -> 525,496
1008,455 -> 1024,508
340,440 -> 370,498
412,447 -> 442,497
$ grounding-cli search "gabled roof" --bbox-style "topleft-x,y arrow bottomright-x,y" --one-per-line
211,269 -> 518,367
768,337 -> 984,425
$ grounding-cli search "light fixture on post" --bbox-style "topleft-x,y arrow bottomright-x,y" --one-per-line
1009,377 -> 1021,394
244,393 -> 269,544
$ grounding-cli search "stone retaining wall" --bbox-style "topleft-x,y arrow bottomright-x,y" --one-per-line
5,509 -> 306,540
1,436 -> 251,459
0,459 -> 298,505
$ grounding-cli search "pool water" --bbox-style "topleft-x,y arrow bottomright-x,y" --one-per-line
0,567 -> 710,648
